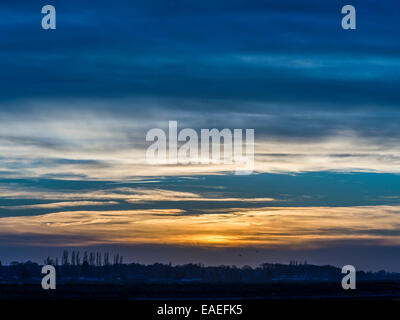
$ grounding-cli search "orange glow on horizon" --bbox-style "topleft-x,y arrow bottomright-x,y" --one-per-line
0,205 -> 399,248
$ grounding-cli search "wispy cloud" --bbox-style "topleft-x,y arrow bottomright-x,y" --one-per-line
124,189 -> 275,203
2,104 -> 400,178
1,201 -> 118,210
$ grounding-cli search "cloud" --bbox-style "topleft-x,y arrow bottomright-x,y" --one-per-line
2,103 -> 400,178
124,188 -> 275,203
0,0 -> 399,105
1,201 -> 118,210
0,173 -> 399,269
0,206 -> 399,248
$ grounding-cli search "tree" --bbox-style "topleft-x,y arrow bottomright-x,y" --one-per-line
83,251 -> 88,264
71,251 -> 76,266
89,252 -> 95,266
113,254 -> 120,265
103,252 -> 109,266
62,250 -> 69,265
96,252 -> 101,266
44,256 -> 53,265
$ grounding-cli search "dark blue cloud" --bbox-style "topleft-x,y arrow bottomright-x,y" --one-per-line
0,0 -> 399,108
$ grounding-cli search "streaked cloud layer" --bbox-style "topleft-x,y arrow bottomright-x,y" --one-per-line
1,174 -> 400,249
1,0 -> 399,104
2,105 -> 400,178
1,205 -> 400,248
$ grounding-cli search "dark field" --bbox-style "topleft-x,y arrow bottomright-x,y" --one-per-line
1,281 -> 399,300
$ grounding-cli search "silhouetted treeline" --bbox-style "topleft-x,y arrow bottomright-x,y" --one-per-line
43,250 -> 123,267
0,252 -> 399,284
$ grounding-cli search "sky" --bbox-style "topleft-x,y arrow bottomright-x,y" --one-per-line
0,0 -> 400,271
